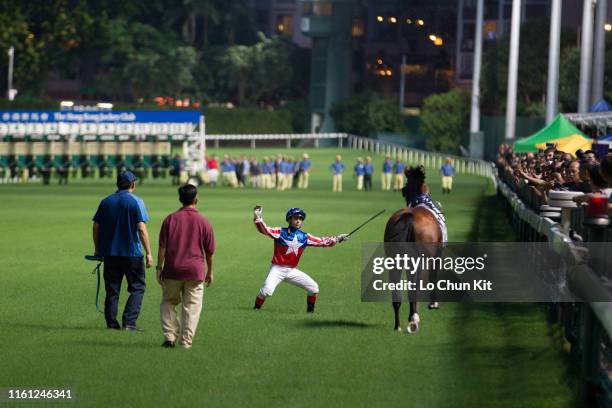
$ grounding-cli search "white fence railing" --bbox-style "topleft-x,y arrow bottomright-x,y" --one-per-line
202,132 -> 496,179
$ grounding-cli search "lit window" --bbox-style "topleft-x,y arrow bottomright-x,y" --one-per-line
276,15 -> 294,35
352,18 -> 365,37
313,2 -> 332,16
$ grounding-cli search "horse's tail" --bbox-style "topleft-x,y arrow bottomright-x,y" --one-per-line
384,209 -> 415,243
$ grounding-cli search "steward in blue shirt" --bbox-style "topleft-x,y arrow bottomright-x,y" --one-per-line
92,171 -> 153,331
330,155 -> 345,192
364,156 -> 374,191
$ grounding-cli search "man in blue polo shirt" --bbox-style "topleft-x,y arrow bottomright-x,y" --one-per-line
382,154 -> 393,191
93,171 -> 153,331
330,155 -> 345,192
364,156 -> 373,191
440,158 -> 455,194
354,157 -> 365,191
393,156 -> 406,192
298,153 -> 312,189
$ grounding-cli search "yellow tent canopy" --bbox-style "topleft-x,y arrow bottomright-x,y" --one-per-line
534,134 -> 592,157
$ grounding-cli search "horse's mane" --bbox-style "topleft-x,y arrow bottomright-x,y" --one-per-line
402,165 -> 426,205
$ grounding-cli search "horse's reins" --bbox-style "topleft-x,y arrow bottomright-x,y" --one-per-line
85,255 -> 104,313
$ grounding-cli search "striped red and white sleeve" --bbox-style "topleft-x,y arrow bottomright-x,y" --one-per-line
306,233 -> 338,247
254,217 -> 281,239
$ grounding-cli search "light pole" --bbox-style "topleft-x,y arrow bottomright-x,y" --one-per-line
7,46 -> 14,101
505,0 -> 521,140
591,0 -> 607,104
469,0 -> 484,158
578,0 -> 595,113
546,0 -> 562,124
399,54 -> 406,111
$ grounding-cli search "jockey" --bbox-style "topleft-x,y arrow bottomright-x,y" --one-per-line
401,166 -> 448,243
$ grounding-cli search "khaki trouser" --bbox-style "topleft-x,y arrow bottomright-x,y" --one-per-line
356,175 -> 364,191
394,174 -> 405,190
222,171 -> 238,187
332,174 -> 343,192
283,174 -> 293,190
160,279 -> 204,347
298,171 -> 309,189
381,173 -> 392,190
262,174 -> 273,189
442,176 -> 453,190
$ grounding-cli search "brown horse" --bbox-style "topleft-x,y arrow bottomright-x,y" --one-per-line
384,165 -> 443,333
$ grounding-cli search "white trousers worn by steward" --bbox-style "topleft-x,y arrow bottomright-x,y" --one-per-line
258,264 -> 319,298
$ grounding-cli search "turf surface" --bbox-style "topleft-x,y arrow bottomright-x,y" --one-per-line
0,148 -> 574,407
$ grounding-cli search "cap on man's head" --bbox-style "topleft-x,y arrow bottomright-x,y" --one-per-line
117,170 -> 137,188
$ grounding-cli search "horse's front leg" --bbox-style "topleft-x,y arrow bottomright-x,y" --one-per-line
392,302 -> 401,331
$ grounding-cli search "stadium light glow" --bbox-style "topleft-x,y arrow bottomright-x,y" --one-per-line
376,58 -> 383,64
434,37 -> 443,46
389,17 -> 397,24
376,16 -> 383,22
406,18 -> 412,24
605,23 -> 612,31
96,102 -> 113,110
417,19 -> 424,26
429,34 -> 437,41
385,69 -> 392,76
60,101 -> 74,108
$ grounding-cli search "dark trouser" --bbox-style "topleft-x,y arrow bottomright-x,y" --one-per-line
103,256 -> 146,328
364,174 -> 372,191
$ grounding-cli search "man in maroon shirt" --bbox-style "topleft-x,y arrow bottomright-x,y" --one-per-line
157,184 -> 215,348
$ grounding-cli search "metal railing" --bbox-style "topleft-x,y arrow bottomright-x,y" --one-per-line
495,166 -> 612,407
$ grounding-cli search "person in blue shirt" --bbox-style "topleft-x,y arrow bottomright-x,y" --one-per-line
330,154 -> 345,192
393,156 -> 406,192
274,155 -> 284,189
440,158 -> 455,194
364,156 -> 374,191
382,154 -> 393,191
261,157 -> 273,189
221,155 -> 238,187
354,157 -> 365,191
298,153 -> 312,189
92,171 -> 153,331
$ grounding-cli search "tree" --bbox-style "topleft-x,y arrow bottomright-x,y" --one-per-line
95,19 -> 197,100
421,89 -> 469,153
559,37 -> 612,112
481,20 -> 575,116
330,92 -> 405,136
217,33 -> 292,105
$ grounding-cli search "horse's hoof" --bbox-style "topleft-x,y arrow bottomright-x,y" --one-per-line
406,313 -> 420,334
428,302 -> 439,310
395,326 -> 402,332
